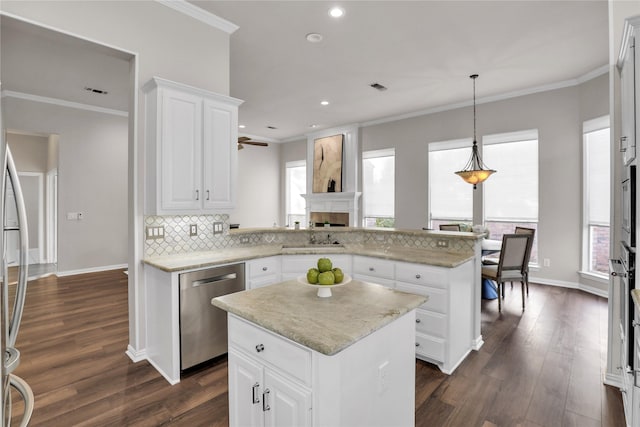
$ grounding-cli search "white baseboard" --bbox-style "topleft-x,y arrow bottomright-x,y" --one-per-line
126,344 -> 147,363
56,263 -> 128,277
529,276 -> 608,299
146,357 -> 180,386
472,336 -> 484,351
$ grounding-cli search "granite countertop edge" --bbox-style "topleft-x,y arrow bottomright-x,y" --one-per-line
632,289 -> 640,311
212,280 -> 427,356
144,244 -> 474,272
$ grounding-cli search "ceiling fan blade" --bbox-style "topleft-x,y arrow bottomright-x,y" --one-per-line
238,136 -> 252,143
237,143 -> 244,150
243,141 -> 269,147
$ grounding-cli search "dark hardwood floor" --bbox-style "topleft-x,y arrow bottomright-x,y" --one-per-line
8,270 -> 625,426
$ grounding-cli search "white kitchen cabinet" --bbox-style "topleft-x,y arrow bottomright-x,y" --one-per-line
143,77 -> 243,215
280,254 -> 351,281
246,256 -> 281,289
394,260 -> 474,374
352,255 -> 395,288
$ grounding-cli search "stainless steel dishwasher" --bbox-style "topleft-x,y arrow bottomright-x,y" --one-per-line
179,263 -> 245,370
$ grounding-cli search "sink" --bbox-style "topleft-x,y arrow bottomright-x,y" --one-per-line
281,243 -> 345,253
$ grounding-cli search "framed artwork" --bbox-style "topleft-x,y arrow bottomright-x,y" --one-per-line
312,134 -> 343,193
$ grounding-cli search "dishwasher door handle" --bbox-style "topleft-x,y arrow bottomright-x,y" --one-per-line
192,273 -> 238,287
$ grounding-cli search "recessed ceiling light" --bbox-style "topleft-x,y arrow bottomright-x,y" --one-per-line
329,7 -> 344,18
320,101 -> 330,106
309,124 -> 319,128
238,124 -> 246,129
306,33 -> 323,43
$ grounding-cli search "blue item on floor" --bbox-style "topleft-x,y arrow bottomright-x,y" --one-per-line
482,278 -> 498,300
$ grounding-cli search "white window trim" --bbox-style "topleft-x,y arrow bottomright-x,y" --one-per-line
363,147 -> 395,159
581,116 -> 610,275
428,138 -> 472,152
483,129 -> 538,146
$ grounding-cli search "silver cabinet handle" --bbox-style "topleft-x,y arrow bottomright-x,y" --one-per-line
416,319 -> 421,323
252,382 -> 260,404
263,389 -> 271,412
415,274 -> 421,279
256,344 -> 265,353
206,189 -> 210,200
621,136 -> 628,152
195,189 -> 200,200
262,266 -> 268,271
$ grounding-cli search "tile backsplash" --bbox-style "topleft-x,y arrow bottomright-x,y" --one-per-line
144,215 -> 477,257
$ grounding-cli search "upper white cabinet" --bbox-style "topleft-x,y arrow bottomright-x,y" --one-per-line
143,77 -> 243,215
620,24 -> 638,166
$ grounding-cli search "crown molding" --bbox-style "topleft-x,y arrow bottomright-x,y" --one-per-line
155,0 -> 239,34
1,90 -> 129,118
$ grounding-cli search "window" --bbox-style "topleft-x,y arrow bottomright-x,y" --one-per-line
483,130 -> 539,263
362,149 -> 395,227
285,160 -> 306,227
428,139 -> 473,229
583,116 -> 610,276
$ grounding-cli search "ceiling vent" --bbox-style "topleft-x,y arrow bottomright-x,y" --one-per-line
84,86 -> 108,95
370,83 -> 387,91
266,126 -> 278,130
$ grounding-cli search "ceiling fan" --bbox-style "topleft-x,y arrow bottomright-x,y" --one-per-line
237,136 -> 269,150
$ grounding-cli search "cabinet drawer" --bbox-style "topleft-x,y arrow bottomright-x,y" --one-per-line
395,282 -> 447,314
415,332 -> 445,362
353,256 -> 394,279
248,256 -> 280,279
228,315 -> 312,385
395,261 -> 447,289
352,274 -> 395,289
248,274 -> 280,289
415,310 -> 446,338
281,254 -> 351,274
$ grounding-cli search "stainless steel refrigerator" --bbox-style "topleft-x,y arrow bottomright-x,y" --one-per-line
1,125 -> 34,423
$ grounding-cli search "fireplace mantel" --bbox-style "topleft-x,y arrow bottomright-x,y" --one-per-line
302,192 -> 362,227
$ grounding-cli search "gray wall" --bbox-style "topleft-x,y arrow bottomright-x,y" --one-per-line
4,98 -> 128,273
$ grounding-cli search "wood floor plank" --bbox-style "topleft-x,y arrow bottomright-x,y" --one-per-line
6,270 -> 624,426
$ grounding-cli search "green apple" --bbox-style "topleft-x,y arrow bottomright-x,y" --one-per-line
317,257 -> 333,273
332,267 -> 344,283
318,271 -> 335,285
306,268 -> 320,284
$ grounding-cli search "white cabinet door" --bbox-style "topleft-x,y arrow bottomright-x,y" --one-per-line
160,88 -> 202,211
203,99 -> 237,210
622,36 -> 636,166
228,349 -> 264,427
264,370 -> 312,427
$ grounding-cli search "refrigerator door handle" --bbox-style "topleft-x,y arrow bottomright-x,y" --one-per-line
4,147 -> 28,348
9,374 -> 33,427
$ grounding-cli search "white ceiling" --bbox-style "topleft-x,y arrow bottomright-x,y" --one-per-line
1,1 -> 609,143
192,0 -> 609,141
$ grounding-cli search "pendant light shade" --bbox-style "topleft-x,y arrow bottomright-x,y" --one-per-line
455,74 -> 496,189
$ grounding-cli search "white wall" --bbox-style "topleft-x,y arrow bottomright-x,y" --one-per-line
4,97 -> 128,273
231,143 -> 281,227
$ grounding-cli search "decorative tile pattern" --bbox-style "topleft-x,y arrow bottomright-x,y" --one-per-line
144,217 -> 477,258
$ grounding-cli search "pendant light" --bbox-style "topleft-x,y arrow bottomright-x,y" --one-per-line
455,74 -> 496,189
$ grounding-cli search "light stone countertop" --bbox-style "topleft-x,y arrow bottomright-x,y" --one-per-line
143,243 -> 474,272
211,279 -> 427,355
632,289 -> 640,312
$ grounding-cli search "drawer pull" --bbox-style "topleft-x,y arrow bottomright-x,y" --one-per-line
252,382 -> 260,404
256,344 -> 265,353
263,389 -> 271,412
415,274 -> 421,279
416,319 -> 421,323
262,266 -> 268,271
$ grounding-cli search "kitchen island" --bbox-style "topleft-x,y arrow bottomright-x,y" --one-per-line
212,279 -> 427,427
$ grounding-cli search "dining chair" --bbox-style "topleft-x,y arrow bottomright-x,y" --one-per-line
439,224 -> 461,231
481,233 -> 532,312
514,226 -> 535,295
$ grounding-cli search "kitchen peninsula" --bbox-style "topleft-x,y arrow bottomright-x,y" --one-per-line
212,279 -> 426,426
142,227 -> 484,384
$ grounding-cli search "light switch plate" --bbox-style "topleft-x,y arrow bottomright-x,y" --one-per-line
189,224 -> 197,236
213,222 -> 224,235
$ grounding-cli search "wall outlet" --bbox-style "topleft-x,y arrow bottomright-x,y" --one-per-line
213,222 -> 224,235
145,226 -> 165,240
189,224 -> 197,237
66,212 -> 84,221
436,239 -> 449,248
543,258 -> 551,267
